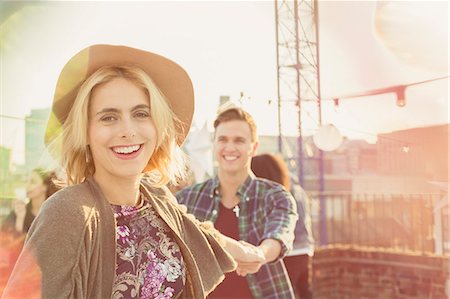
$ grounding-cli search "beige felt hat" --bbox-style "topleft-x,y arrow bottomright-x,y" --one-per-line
45,44 -> 194,146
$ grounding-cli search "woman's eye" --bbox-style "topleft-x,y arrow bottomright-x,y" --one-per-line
100,115 -> 117,122
135,111 -> 150,118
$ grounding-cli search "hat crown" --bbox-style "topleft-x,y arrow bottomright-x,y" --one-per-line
45,44 -> 194,147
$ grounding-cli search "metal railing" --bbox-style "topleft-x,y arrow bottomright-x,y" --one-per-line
2,192 -> 448,255
307,192 -> 448,255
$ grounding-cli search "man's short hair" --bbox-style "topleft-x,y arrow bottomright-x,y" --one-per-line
213,107 -> 258,142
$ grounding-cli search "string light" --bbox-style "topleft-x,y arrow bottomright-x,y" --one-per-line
329,76 -> 448,107
395,86 -> 406,107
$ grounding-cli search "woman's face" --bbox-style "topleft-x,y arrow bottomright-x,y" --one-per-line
26,171 -> 46,200
87,77 -> 157,181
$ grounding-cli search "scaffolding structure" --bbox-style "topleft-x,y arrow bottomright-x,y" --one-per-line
275,0 -> 327,244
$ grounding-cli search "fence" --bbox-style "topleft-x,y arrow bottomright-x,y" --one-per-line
2,191 -> 448,255
307,192 -> 448,255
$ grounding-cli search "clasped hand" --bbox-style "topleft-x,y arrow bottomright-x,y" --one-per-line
235,240 -> 266,277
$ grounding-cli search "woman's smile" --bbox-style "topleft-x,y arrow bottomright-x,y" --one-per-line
111,144 -> 144,160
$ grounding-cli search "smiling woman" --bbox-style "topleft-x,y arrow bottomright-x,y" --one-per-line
87,75 -> 158,204
2,44 -> 266,299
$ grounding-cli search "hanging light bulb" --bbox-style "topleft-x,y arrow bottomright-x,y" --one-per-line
395,86 -> 406,107
333,98 -> 340,112
313,124 -> 344,151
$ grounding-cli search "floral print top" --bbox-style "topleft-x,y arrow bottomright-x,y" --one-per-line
111,193 -> 185,299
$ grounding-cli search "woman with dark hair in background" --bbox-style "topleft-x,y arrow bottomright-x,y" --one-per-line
251,153 -> 314,299
1,168 -> 58,235
0,168 -> 58,293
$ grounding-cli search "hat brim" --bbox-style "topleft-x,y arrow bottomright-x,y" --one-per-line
45,44 -> 194,146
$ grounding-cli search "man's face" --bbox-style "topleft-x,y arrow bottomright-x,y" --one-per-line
214,120 -> 258,175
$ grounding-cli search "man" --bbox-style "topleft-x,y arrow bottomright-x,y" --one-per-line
177,107 -> 298,298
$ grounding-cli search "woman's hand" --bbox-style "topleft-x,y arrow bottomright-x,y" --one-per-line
221,235 -> 265,265
236,240 -> 265,263
13,200 -> 27,219
13,200 -> 27,233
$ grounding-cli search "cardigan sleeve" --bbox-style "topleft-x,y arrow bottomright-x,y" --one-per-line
179,211 -> 237,294
2,188 -> 95,298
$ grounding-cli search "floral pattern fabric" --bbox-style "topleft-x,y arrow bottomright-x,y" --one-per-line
111,193 -> 185,299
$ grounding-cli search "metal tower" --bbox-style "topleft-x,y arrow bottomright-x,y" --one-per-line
275,0 -> 326,244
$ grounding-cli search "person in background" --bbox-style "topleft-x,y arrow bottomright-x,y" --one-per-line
1,168 -> 58,236
0,168 -> 58,294
177,107 -> 298,299
251,153 -> 314,299
2,44 -> 265,299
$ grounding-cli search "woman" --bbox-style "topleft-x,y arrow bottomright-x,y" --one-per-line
3,45 -> 264,299
1,168 -> 58,235
251,153 -> 314,299
0,168 -> 57,294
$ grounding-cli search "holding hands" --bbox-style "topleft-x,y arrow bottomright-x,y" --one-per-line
236,240 -> 266,263
221,235 -> 283,277
221,234 -> 266,275
235,240 -> 266,277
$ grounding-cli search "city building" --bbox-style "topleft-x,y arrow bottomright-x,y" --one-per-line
25,108 -> 53,172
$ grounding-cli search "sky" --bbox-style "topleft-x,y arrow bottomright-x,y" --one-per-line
0,1 -> 448,164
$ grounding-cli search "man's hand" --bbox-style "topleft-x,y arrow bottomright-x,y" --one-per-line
236,261 -> 264,276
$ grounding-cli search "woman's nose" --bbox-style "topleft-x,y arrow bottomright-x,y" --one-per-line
121,131 -> 136,138
121,130 -> 136,139
120,120 -> 137,139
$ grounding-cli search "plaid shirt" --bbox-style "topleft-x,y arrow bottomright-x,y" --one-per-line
176,173 -> 298,299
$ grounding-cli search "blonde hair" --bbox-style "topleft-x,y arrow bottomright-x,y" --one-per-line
49,65 -> 186,186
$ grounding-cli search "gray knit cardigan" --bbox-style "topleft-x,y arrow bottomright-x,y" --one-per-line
2,177 -> 236,298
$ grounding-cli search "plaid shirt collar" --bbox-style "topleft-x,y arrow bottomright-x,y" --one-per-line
211,172 -> 256,200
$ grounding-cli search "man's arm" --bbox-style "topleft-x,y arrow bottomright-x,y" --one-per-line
236,186 -> 298,277
258,238 -> 282,263
260,187 -> 298,260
